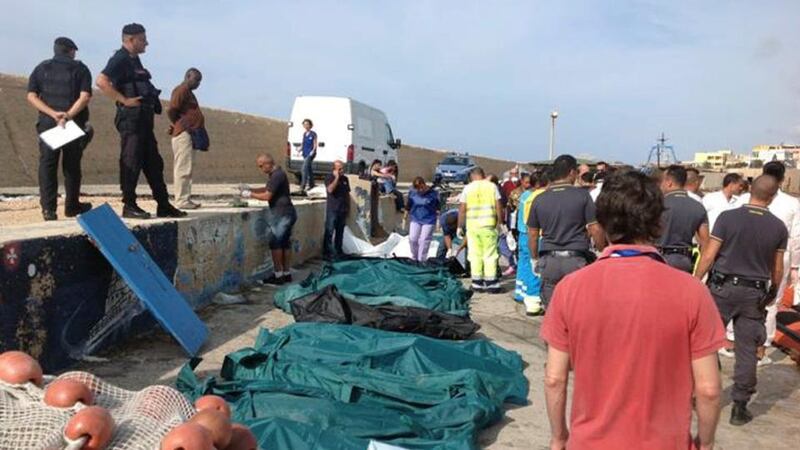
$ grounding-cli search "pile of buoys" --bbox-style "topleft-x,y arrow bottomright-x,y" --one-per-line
159,394 -> 257,450
0,351 -> 258,450
0,351 -> 116,450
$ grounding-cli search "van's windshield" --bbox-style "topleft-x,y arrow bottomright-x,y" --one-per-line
386,124 -> 395,142
441,157 -> 470,166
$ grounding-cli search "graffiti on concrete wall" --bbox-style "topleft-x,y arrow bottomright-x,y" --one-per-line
80,273 -> 143,357
0,224 -> 176,372
176,209 -> 273,306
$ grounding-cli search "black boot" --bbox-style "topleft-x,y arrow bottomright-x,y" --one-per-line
42,210 -> 58,221
157,203 -> 188,218
122,204 -> 152,220
65,202 -> 92,217
730,401 -> 753,426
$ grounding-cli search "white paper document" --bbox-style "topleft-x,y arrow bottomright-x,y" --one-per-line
39,121 -> 85,150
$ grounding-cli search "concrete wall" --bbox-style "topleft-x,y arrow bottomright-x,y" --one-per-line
0,194 -> 401,372
346,175 -> 406,240
1,74 -> 527,188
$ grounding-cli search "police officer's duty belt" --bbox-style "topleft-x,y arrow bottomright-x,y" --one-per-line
710,272 -> 768,291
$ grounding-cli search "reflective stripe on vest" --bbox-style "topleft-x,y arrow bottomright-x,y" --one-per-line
465,180 -> 497,228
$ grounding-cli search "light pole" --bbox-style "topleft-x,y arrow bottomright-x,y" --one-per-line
549,110 -> 559,161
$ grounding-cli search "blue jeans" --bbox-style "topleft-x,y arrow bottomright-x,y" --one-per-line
323,211 -> 347,258
301,154 -> 315,190
268,208 -> 298,250
379,178 -> 396,193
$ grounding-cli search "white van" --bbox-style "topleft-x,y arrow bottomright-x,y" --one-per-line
285,96 -> 401,180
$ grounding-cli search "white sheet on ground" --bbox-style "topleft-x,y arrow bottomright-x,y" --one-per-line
367,441 -> 410,450
306,185 -> 328,199
343,226 -> 439,259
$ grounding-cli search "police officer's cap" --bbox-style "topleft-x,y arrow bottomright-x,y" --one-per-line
122,23 -> 146,35
54,37 -> 78,51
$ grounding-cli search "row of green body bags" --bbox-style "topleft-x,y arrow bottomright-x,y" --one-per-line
178,323 -> 528,450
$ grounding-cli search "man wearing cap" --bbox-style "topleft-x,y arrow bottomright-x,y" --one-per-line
96,23 -> 186,219
26,37 -> 93,221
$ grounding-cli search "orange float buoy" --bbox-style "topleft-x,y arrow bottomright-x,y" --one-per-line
160,423 -> 214,450
189,409 -> 233,449
194,395 -> 231,419
0,351 -> 44,386
63,406 -> 115,450
225,423 -> 258,450
44,379 -> 95,408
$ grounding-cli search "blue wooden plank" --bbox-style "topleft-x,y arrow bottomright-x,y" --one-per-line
77,204 -> 207,355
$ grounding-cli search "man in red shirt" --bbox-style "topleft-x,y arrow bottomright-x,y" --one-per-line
541,170 -> 725,449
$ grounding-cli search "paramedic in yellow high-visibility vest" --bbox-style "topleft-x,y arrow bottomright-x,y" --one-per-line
458,166 -> 505,293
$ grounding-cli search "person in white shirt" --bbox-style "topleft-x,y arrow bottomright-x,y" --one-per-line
589,171 -> 606,202
703,173 -> 746,230
685,167 -> 704,203
737,162 -> 800,356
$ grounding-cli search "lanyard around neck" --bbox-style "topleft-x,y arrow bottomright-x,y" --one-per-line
599,249 -> 666,264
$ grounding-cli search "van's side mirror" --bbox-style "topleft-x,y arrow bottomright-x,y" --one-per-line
389,138 -> 401,149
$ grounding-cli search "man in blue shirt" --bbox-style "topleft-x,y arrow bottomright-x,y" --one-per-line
300,118 -> 317,194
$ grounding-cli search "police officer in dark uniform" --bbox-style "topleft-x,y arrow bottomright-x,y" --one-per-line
527,154 -> 607,308
26,37 -> 93,221
96,23 -> 185,219
695,174 -> 787,426
657,165 -> 709,272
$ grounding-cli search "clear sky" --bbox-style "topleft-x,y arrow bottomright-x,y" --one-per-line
1,1 -> 798,164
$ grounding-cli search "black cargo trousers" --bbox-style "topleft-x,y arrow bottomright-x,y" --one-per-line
37,123 -> 89,213
115,105 -> 169,207
537,254 -> 588,309
709,281 -> 767,403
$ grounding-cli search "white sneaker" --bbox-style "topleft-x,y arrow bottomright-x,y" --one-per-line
523,296 -> 543,316
177,201 -> 201,210
718,348 -> 735,358
757,355 -> 774,367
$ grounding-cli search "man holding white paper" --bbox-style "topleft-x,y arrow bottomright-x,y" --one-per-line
27,37 -> 93,221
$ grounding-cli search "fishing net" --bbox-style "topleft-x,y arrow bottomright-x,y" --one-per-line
0,371 -> 195,450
